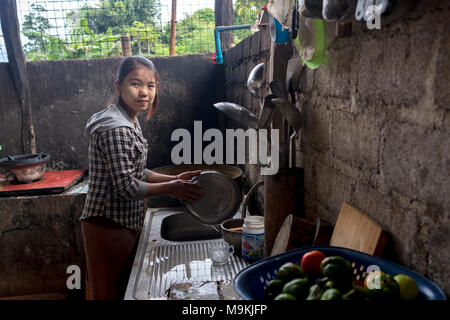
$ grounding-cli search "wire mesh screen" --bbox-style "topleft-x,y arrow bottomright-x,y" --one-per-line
0,16 -> 8,62
0,0 -> 264,61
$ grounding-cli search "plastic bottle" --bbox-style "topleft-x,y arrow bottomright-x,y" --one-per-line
241,215 -> 264,262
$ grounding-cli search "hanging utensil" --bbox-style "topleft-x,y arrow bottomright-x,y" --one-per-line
213,102 -> 259,129
322,0 -> 357,21
267,0 -> 294,28
258,94 -> 277,129
286,56 -> 303,101
270,88 -> 301,168
299,0 -> 324,18
289,127 -> 297,168
269,80 -> 289,100
355,0 -> 414,22
285,56 -> 304,169
294,15 -> 329,69
247,63 -> 265,99
270,98 -> 302,138
291,0 -> 299,39
356,0 -> 388,21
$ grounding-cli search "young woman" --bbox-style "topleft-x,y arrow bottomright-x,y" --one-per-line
80,56 -> 204,300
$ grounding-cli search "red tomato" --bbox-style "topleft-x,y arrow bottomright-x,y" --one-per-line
300,250 -> 326,274
354,279 -> 364,287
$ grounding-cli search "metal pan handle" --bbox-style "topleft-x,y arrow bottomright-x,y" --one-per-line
241,180 -> 264,218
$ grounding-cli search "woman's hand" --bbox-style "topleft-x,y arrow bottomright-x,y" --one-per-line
175,170 -> 201,181
168,179 -> 204,204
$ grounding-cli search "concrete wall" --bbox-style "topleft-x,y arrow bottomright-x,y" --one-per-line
224,2 -> 449,295
0,190 -> 86,297
0,54 -> 221,170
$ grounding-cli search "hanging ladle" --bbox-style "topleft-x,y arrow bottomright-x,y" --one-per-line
214,63 -> 277,130
213,102 -> 259,129
271,97 -> 302,169
270,98 -> 302,138
247,63 -> 277,130
247,63 -> 265,99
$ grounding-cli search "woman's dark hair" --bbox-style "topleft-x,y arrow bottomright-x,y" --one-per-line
112,55 -> 160,120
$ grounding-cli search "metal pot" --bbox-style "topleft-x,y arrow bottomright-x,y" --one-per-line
220,181 -> 264,256
220,218 -> 244,255
0,153 -> 50,184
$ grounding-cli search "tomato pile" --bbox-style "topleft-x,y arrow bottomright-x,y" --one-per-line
264,250 -> 420,300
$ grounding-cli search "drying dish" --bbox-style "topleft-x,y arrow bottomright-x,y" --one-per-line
183,170 -> 241,225
148,164 -> 243,208
0,153 -> 50,184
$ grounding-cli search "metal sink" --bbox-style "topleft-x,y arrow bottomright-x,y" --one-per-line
125,208 -> 249,300
160,211 -> 221,241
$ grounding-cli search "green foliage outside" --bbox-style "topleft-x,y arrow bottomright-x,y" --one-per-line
21,0 -> 264,61
233,0 -> 266,42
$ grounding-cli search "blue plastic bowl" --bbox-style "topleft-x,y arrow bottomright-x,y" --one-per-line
233,245 -> 446,300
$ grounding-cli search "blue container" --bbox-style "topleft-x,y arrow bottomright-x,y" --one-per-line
234,245 -> 446,300
270,16 -> 290,44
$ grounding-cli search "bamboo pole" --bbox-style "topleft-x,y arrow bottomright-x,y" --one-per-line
0,0 -> 36,154
121,36 -> 132,56
214,0 -> 234,50
169,0 -> 177,56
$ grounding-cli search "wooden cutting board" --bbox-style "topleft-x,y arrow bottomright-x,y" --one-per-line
330,202 -> 388,256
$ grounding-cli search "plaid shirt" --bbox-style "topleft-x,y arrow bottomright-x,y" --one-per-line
81,120 -> 148,230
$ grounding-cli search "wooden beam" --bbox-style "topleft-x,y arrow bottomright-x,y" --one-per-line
215,0 -> 234,50
169,0 -> 177,56
0,0 -> 36,154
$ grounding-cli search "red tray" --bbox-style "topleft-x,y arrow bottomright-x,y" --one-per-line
0,169 -> 87,196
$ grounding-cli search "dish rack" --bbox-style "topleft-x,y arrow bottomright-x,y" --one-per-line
233,245 -> 446,300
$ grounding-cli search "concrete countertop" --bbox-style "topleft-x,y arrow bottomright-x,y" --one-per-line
0,177 -> 88,297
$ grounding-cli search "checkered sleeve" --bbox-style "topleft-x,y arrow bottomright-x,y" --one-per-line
100,127 -> 140,200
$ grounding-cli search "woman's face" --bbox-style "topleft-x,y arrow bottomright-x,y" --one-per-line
114,65 -> 156,120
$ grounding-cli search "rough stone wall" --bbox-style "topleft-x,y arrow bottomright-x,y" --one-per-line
0,191 -> 86,297
0,54 -> 220,170
224,2 -> 449,295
